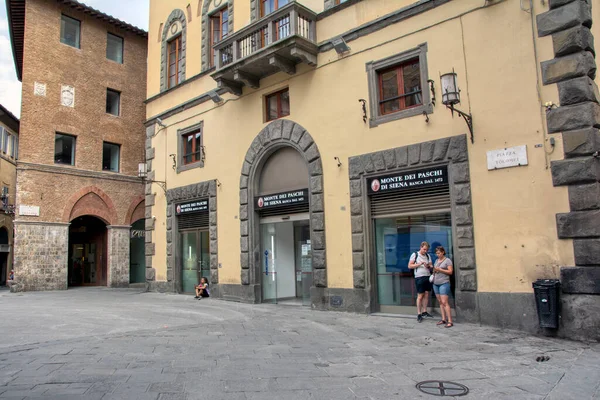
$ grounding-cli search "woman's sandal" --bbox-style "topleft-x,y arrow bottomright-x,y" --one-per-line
436,320 -> 446,326
445,322 -> 454,328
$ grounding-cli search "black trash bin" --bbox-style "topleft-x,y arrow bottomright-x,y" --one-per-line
532,279 -> 560,329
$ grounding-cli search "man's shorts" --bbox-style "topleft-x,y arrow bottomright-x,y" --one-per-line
415,276 -> 432,294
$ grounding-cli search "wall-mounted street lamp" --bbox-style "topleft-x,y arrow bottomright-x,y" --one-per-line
138,162 -> 166,193
441,70 -> 474,143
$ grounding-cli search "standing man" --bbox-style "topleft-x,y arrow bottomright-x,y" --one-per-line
408,241 -> 433,322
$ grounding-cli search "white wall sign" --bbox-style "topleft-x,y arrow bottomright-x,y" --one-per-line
61,85 -> 75,107
487,145 -> 528,170
19,205 -> 40,216
34,82 -> 46,97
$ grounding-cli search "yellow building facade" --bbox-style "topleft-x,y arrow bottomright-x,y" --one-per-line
0,105 -> 19,286
145,0 -> 600,340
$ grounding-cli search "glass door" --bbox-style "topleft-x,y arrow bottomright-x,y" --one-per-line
374,213 -> 454,314
294,223 -> 312,306
181,231 -> 198,293
181,229 -> 210,293
261,223 -> 278,303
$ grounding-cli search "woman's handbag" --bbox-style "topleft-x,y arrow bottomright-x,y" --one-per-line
429,273 -> 435,283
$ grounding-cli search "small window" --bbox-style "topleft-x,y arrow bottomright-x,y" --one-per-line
0,127 -> 4,153
106,33 -> 124,63
14,136 -> 18,160
378,59 -> 422,115
210,8 -> 229,68
9,135 -> 15,158
60,15 -> 81,49
260,0 -> 289,17
266,88 -> 290,122
55,133 -> 76,165
106,89 -> 121,116
168,36 -> 182,89
102,142 -> 120,172
182,131 -> 202,165
366,43 -> 432,127
2,130 -> 8,154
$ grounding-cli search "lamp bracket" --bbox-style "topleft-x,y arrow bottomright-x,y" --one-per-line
358,99 -> 367,124
427,79 -> 436,107
169,154 -> 176,171
143,179 -> 167,194
447,104 -> 474,144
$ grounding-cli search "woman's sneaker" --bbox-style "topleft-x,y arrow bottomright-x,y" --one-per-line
422,312 -> 433,318
417,314 -> 423,323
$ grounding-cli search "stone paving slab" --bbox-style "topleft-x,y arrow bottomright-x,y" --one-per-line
0,288 -> 599,399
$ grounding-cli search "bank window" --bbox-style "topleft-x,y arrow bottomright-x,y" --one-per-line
177,123 -> 204,173
60,15 -> 80,49
366,43 -> 432,127
210,8 -> 228,68
168,36 -> 182,89
102,142 -> 120,172
106,33 -> 124,63
266,88 -> 290,122
55,133 -> 76,165
260,0 -> 289,17
106,89 -> 121,116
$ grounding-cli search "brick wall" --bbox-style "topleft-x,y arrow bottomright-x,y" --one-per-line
17,0 -> 147,223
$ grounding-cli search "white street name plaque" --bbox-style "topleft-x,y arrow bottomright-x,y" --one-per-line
19,205 -> 40,216
487,145 -> 528,170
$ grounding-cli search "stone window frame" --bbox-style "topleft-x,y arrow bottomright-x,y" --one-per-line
348,135 -> 477,313
166,180 -> 219,290
160,9 -> 187,92
239,119 -> 328,297
365,43 -> 433,128
201,1 -> 234,72
177,122 -> 204,173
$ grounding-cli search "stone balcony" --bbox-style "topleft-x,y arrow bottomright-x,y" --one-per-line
211,2 -> 318,95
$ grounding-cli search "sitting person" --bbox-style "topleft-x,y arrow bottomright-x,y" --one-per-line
194,277 -> 210,300
6,269 -> 15,287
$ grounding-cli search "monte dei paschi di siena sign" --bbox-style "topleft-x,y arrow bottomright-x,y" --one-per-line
368,166 -> 448,194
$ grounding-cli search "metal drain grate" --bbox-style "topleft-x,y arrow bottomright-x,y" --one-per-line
416,381 -> 469,397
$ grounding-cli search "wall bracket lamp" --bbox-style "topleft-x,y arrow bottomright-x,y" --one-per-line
441,70 -> 474,143
208,90 -> 223,104
138,162 -> 167,194
332,37 -> 350,54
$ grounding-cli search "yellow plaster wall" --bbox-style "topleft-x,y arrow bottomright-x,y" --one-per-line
147,0 -> 574,292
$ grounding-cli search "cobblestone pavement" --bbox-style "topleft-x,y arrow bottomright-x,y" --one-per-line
0,288 -> 599,400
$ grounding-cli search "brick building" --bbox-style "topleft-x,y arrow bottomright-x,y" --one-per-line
6,0 -> 148,290
0,104 -> 19,286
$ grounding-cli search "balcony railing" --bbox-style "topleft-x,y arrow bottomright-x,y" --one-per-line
212,2 -> 318,94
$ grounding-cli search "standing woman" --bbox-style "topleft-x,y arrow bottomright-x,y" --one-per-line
432,246 -> 454,328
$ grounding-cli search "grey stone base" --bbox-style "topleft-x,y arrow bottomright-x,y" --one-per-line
310,287 -> 370,313
467,292 -> 600,342
13,222 -> 69,291
147,281 -> 175,293
211,283 -> 261,303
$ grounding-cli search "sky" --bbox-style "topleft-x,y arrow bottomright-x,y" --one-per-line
0,0 -> 149,119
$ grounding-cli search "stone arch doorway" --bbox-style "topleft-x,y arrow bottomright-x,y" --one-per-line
239,119 -> 327,305
0,227 -> 8,285
68,216 -> 108,287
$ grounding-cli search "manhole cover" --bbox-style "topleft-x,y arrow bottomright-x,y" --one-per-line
416,380 -> 469,397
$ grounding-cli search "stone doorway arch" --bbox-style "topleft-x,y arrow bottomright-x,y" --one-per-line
239,119 -> 327,302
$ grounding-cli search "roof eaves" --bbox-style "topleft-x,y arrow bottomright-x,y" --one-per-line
6,0 -> 24,81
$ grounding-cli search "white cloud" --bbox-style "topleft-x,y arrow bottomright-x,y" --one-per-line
0,1 -> 150,120
0,17 -> 21,118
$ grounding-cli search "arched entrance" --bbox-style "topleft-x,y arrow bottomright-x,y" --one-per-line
239,119 -> 327,306
0,227 -> 8,285
68,216 -> 107,287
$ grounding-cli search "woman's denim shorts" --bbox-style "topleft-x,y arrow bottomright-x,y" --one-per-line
433,282 -> 451,296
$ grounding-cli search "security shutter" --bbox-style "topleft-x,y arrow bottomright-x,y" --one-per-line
370,185 -> 451,218
178,213 -> 209,230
